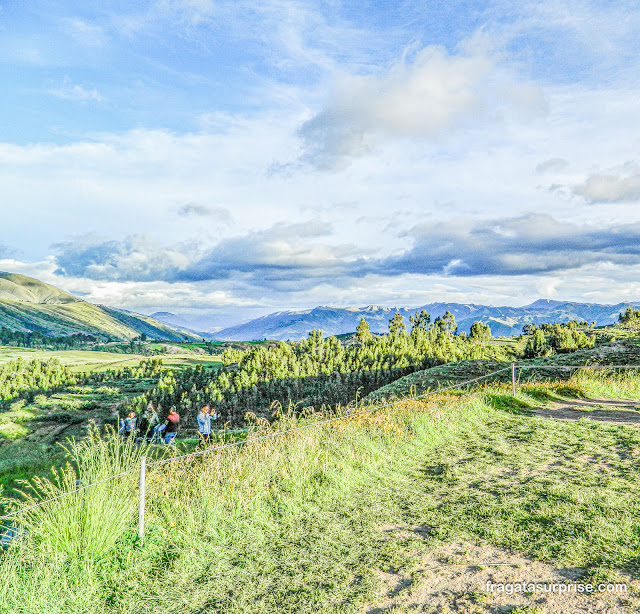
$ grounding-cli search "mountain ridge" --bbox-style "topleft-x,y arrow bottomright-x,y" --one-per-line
0,273 -> 204,341
213,300 -> 640,341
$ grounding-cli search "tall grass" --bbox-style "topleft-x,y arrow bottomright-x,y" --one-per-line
570,367 -> 640,399
2,368 -> 640,613
0,397 -> 489,613
3,427 -> 146,559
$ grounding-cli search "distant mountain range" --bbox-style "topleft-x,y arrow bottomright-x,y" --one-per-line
2,272 -> 638,343
0,272 -> 206,341
209,299 -> 640,341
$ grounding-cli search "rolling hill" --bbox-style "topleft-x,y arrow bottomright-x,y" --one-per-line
214,300 -> 640,341
0,272 -> 203,341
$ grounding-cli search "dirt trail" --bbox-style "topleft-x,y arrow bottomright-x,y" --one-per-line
360,400 -> 640,613
360,538 -> 640,614
528,398 -> 640,425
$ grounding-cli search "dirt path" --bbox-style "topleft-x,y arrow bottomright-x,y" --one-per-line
360,399 -> 640,613
360,537 -> 640,613
528,398 -> 640,425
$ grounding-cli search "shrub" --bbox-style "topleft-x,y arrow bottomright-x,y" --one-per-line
4,427 -> 148,559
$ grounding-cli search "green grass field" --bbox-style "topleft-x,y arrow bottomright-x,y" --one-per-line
2,370 -> 640,613
0,346 -> 220,373
0,347 -> 222,372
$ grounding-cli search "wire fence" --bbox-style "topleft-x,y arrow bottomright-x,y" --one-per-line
0,365 -> 512,526
3,360 -> 640,539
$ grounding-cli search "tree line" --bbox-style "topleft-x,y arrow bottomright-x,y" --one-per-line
128,311 -> 511,426
0,328 -> 103,350
522,321 -> 595,358
0,358 -> 77,404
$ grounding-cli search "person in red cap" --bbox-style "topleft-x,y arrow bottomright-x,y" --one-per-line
163,407 -> 180,445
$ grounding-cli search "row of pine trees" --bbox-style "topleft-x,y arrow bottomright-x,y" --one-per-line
0,358 -> 76,402
129,311 -> 507,425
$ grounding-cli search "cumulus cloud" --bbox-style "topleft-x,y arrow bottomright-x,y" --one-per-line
177,203 -> 233,221
50,214 -> 640,296
573,163 -> 640,203
297,39 -> 544,169
52,234 -> 191,281
51,221 -> 366,290
180,221 -> 364,287
376,214 -> 640,277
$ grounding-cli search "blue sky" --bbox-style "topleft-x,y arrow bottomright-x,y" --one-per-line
2,0 -> 640,330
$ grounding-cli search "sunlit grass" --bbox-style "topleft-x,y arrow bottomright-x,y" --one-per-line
2,368 -> 640,613
2,427 -> 147,560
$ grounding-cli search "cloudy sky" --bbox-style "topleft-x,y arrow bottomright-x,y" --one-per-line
1,0 -> 640,329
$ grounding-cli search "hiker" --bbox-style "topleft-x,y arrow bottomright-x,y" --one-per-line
164,407 -> 180,445
123,411 -> 137,437
141,402 -> 160,440
197,405 -> 211,447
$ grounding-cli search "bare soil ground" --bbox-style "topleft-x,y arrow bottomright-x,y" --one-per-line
529,399 -> 640,425
361,537 -> 640,614
361,540 -> 640,614
361,400 -> 640,614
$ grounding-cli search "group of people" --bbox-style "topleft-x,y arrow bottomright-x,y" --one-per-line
118,402 -> 217,446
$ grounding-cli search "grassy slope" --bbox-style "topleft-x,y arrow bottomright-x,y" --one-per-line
99,305 -> 203,342
0,273 -> 78,304
0,300 -> 138,338
0,273 -> 203,341
2,374 -> 640,613
0,299 -> 204,341
367,336 -> 640,401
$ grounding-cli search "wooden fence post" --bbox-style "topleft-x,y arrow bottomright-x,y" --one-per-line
138,456 -> 147,544
511,363 -> 516,397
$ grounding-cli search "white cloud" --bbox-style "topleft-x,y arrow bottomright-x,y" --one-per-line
535,157 -> 569,173
297,37 -> 546,169
47,77 -> 103,102
574,162 -> 640,203
176,203 -> 233,221
52,234 -> 193,282
62,18 -> 108,48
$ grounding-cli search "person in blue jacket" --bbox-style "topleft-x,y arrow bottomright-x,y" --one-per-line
197,405 -> 211,447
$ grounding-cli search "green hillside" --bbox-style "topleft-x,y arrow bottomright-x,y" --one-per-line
366,335 -> 640,401
0,272 -> 201,341
0,272 -> 78,304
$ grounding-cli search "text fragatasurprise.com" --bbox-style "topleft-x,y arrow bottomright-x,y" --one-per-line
486,581 -> 627,595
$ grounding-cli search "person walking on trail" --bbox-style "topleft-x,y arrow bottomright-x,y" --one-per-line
164,407 -> 180,445
123,411 -> 137,437
142,402 -> 160,441
197,405 -> 211,447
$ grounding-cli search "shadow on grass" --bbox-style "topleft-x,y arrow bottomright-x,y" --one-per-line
520,387 -> 561,404
483,392 -> 533,414
554,384 -> 586,398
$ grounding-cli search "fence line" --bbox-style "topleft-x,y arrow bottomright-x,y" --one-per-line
517,364 -> 640,369
3,361 -> 640,526
0,366 -> 511,524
